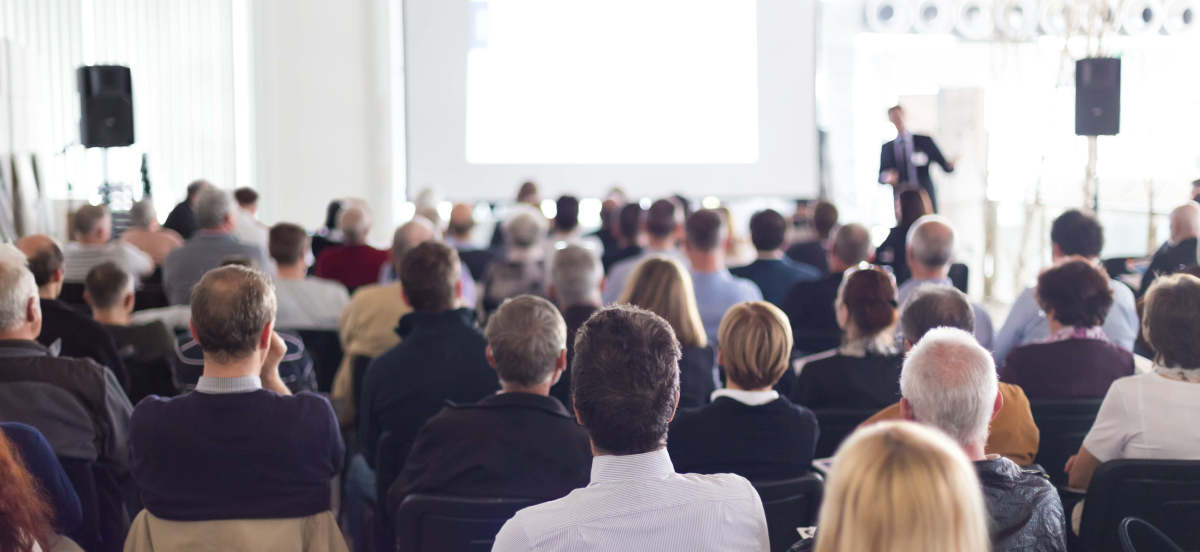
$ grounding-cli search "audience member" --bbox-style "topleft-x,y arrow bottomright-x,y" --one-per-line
589,193 -> 623,259
791,266 -> 903,409
0,245 -> 132,552
795,422 -> 989,552
547,195 -> 600,254
479,208 -> 548,319
785,199 -> 837,275
85,262 -> 177,405
898,328 -> 1067,551
388,296 -> 590,513
493,305 -> 769,551
546,244 -> 603,409
314,205 -> 389,292
445,202 -> 495,281
874,190 -> 928,284
269,223 -> 349,330
359,241 -> 499,473
121,199 -> 183,266
16,235 -> 128,390
231,187 -> 269,249
619,257 -> 717,408
731,209 -> 820,308
863,286 -> 1039,466
163,188 -> 270,305
162,179 -> 211,240
379,216 -> 477,307
782,223 -> 873,355
669,301 -> 818,480
897,215 -> 994,348
601,202 -> 644,271
1000,260 -> 1134,399
1137,202 -> 1200,296
62,204 -> 154,282
0,423 -> 74,552
602,198 -> 684,304
130,266 -> 343,521
993,209 -> 1138,365
310,199 -> 344,261
684,209 -> 762,346
489,181 -> 542,250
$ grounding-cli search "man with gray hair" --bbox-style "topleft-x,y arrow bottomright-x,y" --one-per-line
62,203 -> 154,282
547,244 -> 604,408
479,208 -> 549,319
163,187 -> 270,305
378,216 -> 478,307
388,295 -> 590,515
899,215 -> 994,348
0,244 -> 133,552
897,327 -> 1067,552
314,204 -> 389,292
121,199 -> 183,266
1138,201 -> 1200,296
782,222 -> 874,354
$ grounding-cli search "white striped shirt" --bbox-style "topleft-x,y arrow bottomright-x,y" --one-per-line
492,448 -> 769,551
62,240 -> 153,282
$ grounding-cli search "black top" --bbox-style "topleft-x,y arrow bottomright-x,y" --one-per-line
790,350 -> 904,410
38,298 -> 128,391
680,345 -> 717,409
359,308 -> 500,469
457,248 -> 497,282
780,272 -> 844,356
1138,237 -> 1199,297
669,396 -> 818,481
975,457 -> 1068,552
389,392 -> 591,514
999,338 -> 1135,400
551,304 -> 598,410
602,245 -> 642,273
162,201 -> 197,240
105,321 -> 177,405
589,227 -> 618,261
785,241 -> 829,276
874,224 -> 913,284
730,258 -> 821,308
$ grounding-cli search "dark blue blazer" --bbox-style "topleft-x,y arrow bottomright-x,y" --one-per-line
731,258 -> 820,308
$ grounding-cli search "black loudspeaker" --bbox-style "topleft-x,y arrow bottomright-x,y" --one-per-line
1075,58 -> 1120,136
77,65 -> 134,147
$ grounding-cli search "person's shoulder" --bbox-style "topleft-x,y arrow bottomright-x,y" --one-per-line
795,348 -> 840,373
675,471 -> 760,500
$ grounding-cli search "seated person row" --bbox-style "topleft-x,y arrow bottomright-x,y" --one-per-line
730,209 -> 820,308
898,215 -> 993,348
602,198 -> 685,305
479,208 -> 547,320
683,209 -> 762,347
164,187 -> 270,305
62,204 -> 154,283
782,223 -> 873,355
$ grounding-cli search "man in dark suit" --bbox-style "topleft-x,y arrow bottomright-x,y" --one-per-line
388,295 -> 590,514
732,209 -> 819,307
781,223 -> 873,355
879,105 -> 954,213
162,179 -> 210,240
1138,202 -> 1200,297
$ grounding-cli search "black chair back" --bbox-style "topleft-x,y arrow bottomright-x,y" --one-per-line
948,262 -> 969,293
752,473 -> 824,552
394,494 -> 541,552
59,457 -> 129,552
812,409 -> 879,459
1028,399 -> 1103,486
59,282 -> 88,309
1119,517 -> 1185,552
352,354 -> 373,413
295,329 -> 344,392
1080,460 -> 1200,552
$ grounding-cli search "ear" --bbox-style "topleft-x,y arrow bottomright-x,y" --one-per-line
667,389 -> 680,423
991,389 -> 1004,422
123,291 -> 135,311
258,320 -> 274,351
905,245 -> 915,266
51,268 -> 64,285
899,398 -> 916,421
598,277 -> 605,294
454,278 -> 463,299
188,320 -> 198,341
547,283 -> 558,303
25,296 -> 38,324
548,349 -> 567,385
485,346 -> 498,370
716,348 -> 724,368
83,291 -> 93,308
401,289 -> 413,308
1051,243 -> 1063,260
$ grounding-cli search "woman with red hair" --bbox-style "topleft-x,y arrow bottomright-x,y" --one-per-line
0,422 -> 81,551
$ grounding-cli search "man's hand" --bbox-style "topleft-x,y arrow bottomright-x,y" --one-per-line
261,332 -> 292,395
1064,454 -> 1077,475
882,169 -> 899,186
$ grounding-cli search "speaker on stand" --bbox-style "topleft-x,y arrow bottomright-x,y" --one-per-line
1075,57 -> 1120,213
77,65 -> 134,205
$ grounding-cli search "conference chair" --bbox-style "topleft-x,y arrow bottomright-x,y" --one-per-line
58,457 -> 128,552
1119,517 -> 1185,552
812,408 -> 880,458
948,262 -> 969,294
1078,460 -> 1200,552
393,495 -> 542,552
1028,398 -> 1104,487
295,329 -> 344,393
751,473 -> 824,552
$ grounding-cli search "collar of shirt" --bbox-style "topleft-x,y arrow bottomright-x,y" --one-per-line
710,388 -> 779,406
1038,325 -> 1107,345
195,375 -> 263,394
590,448 -> 675,484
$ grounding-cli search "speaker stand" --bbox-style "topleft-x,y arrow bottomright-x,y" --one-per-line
1083,136 -> 1099,214
100,147 -> 111,205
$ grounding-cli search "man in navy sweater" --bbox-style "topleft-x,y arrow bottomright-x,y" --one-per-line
129,265 -> 344,520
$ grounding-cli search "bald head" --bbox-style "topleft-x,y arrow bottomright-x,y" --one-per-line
447,203 -> 475,239
393,217 -> 436,270
340,206 -> 372,245
15,234 -> 64,295
190,266 -> 276,362
1170,202 -> 1200,243
907,215 -> 955,273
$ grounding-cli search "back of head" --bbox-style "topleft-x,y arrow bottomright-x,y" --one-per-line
748,209 -> 788,252
550,245 -> 602,307
816,421 -> 989,552
189,265 -> 276,362
186,179 -> 211,202
839,267 -> 898,339
618,257 -> 707,348
896,190 -> 929,227
19,237 -> 63,287
554,195 -> 580,232
1169,202 -> 1200,241
900,328 -> 997,446
0,426 -> 53,551
194,188 -> 234,230
485,295 -> 567,387
516,181 -> 540,205
233,187 -> 259,208
906,215 -> 954,269
339,205 -> 372,245
71,204 -> 109,240
1035,259 -> 1112,328
392,216 -> 436,265
572,305 -> 681,455
616,203 -> 644,242
399,241 -> 460,312
0,245 -> 38,332
685,209 -> 725,252
129,200 -> 158,229
645,198 -> 682,240
268,223 -> 309,266
447,203 -> 475,238
84,262 -> 133,310
813,201 -> 839,239
718,301 -> 793,390
1050,209 -> 1104,258
1142,273 -> 1200,369
899,286 -> 974,342
832,223 -> 871,267
504,210 -> 545,250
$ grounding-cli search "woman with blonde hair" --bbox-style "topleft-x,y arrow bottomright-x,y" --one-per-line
797,421 -> 990,552
668,301 -> 818,480
619,256 -> 715,407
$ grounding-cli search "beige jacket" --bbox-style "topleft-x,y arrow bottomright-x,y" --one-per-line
331,282 -> 410,424
123,510 -> 348,552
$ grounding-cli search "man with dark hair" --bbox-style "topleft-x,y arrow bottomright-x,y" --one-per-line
493,305 -> 769,550
63,204 -> 153,282
16,234 -> 128,390
602,198 -> 685,304
685,209 -> 761,346
732,209 -> 820,308
163,179 -> 211,240
545,194 -> 603,264
601,202 -> 643,271
786,199 -> 838,275
993,209 -> 1138,365
781,223 -> 873,354
85,262 -> 177,405
388,295 -> 590,514
163,188 -> 270,305
269,223 -> 349,330
130,266 -> 343,521
231,187 -> 268,249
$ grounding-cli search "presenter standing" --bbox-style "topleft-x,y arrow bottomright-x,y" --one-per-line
879,105 -> 954,214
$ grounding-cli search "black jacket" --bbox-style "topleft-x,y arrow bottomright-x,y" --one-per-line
162,201 -> 197,240
879,134 -> 953,209
679,345 -> 717,409
669,396 -> 818,481
1138,237 -> 1198,297
780,273 -> 844,356
37,298 -> 128,392
975,457 -> 1068,552
874,224 -> 914,284
784,241 -> 829,276
791,350 -> 903,410
388,392 -> 591,514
